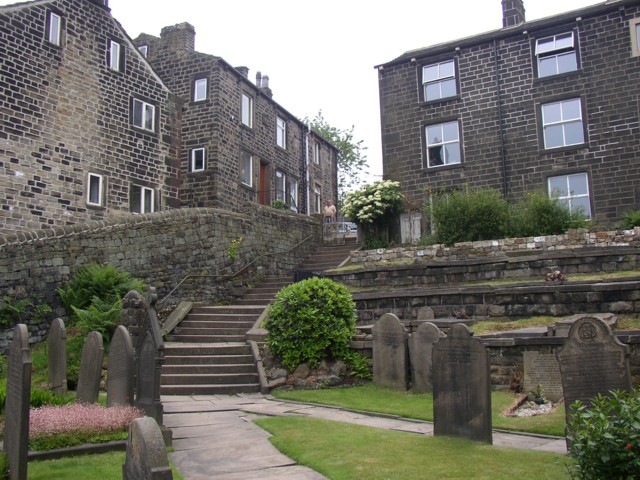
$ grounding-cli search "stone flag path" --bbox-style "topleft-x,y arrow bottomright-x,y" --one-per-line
162,393 -> 567,480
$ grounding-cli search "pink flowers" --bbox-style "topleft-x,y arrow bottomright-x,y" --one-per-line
626,443 -> 633,450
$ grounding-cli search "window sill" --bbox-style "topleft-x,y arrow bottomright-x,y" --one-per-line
540,143 -> 587,155
424,162 -> 463,172
421,95 -> 461,107
533,69 -> 581,84
131,125 -> 157,136
240,181 -> 254,191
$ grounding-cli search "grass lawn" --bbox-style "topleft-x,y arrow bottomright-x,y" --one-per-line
272,384 -> 567,437
256,416 -> 570,480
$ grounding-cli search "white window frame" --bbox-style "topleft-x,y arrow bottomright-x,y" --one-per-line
288,178 -> 299,212
535,32 -> 577,78
425,121 -> 461,168
630,19 -> 640,57
87,173 -> 103,207
132,98 -> 156,132
548,173 -> 592,218
276,116 -> 287,148
241,93 -> 253,128
241,151 -> 253,187
191,148 -> 205,172
47,12 -> 61,46
109,40 -> 121,71
313,142 -> 320,164
131,186 -> 155,214
138,45 -> 148,58
541,98 -> 584,149
194,78 -> 207,102
314,185 -> 321,214
422,59 -> 457,102
275,171 -> 286,202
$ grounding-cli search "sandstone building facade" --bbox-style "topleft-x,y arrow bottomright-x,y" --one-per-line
0,0 -> 337,233
377,0 -> 640,227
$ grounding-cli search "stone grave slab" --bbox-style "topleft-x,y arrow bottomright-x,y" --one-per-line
408,322 -> 444,393
107,325 -> 134,407
433,323 -> 492,444
47,318 -> 67,395
4,324 -> 31,480
523,351 -> 563,402
372,313 -> 408,390
76,331 -> 104,404
123,416 -> 173,480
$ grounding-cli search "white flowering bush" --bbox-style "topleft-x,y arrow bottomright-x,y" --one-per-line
342,181 -> 403,225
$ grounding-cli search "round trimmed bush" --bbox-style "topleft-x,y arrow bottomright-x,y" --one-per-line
264,277 -> 357,370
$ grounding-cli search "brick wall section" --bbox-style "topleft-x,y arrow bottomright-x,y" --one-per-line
378,1 -> 640,226
0,0 -> 180,233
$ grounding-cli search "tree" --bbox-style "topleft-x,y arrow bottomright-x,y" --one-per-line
306,111 -> 368,204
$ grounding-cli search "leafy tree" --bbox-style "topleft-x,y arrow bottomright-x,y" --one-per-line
306,111 -> 368,203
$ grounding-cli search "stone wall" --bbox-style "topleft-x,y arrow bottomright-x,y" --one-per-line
0,205 -> 321,349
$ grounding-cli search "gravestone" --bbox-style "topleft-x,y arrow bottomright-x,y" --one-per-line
3,324 -> 31,480
122,416 -> 173,480
122,290 -> 148,349
433,323 -> 492,444
47,318 -> 67,395
107,325 -> 134,407
76,331 -> 104,404
408,322 -> 444,393
556,316 -> 632,417
523,351 -> 563,402
372,313 -> 408,390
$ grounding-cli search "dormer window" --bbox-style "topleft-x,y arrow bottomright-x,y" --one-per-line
535,32 -> 578,77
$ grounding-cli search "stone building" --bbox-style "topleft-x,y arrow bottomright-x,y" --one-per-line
0,0 -> 338,234
377,0 -> 640,228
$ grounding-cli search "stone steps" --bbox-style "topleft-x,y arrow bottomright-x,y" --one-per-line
160,384 -> 260,395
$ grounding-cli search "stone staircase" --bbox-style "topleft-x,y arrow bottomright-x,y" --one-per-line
161,237 -> 358,395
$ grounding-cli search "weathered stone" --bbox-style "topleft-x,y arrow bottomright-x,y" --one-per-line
107,325 -> 134,407
4,324 -> 31,480
408,322 -> 444,393
76,331 -> 104,404
433,323 -> 492,444
293,363 -> 310,379
372,313 -> 408,390
523,352 -> 563,403
47,318 -> 67,395
122,416 -> 173,480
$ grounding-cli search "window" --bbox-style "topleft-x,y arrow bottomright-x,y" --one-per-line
131,186 -> 154,214
422,60 -> 457,101
541,98 -> 584,149
138,45 -> 148,58
108,40 -> 122,71
241,151 -> 252,186
424,121 -> 461,168
193,78 -> 207,102
535,32 -> 577,78
132,98 -> 156,132
288,178 -> 298,212
314,185 -> 321,214
630,19 -> 640,57
548,173 -> 591,218
275,171 -> 286,202
241,93 -> 253,128
47,11 -> 62,46
313,142 -> 320,164
190,148 -> 205,172
276,116 -> 287,148
87,173 -> 103,206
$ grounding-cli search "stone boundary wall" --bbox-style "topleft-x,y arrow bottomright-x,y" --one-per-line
0,205 -> 321,349
349,227 -> 640,266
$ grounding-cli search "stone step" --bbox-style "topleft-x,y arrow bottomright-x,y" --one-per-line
162,364 -> 256,374
173,327 -> 251,336
178,320 -> 255,329
185,313 -> 260,322
167,334 -> 247,343
190,305 -> 265,315
160,383 -> 260,395
161,373 -> 259,385
164,342 -> 251,356
164,354 -> 254,365
233,299 -> 271,306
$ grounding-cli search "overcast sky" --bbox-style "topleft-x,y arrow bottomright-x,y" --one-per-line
2,0 -> 602,183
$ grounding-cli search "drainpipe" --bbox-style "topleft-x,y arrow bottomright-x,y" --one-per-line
305,121 -> 311,215
494,39 -> 508,198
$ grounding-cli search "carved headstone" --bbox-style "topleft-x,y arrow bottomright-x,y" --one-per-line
433,323 -> 492,444
372,313 -> 408,390
556,316 -> 632,416
122,290 -> 148,349
523,351 -> 563,402
408,322 -> 444,393
107,325 -> 134,407
76,331 -> 104,404
3,324 -> 31,480
47,318 -> 67,395
122,417 -> 173,480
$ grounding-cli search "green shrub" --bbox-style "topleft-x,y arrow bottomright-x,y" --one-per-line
271,200 -> 289,210
0,296 -> 52,328
341,350 -> 372,380
0,451 -> 8,480
363,237 -> 390,250
72,296 -> 122,337
567,388 -> 640,480
65,333 -> 86,390
621,209 -> 640,229
265,278 -> 357,370
0,380 -> 73,415
509,191 -> 588,237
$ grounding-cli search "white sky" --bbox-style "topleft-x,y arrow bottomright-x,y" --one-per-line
2,0 -> 602,183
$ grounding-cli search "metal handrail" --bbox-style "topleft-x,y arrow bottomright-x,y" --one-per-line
158,234 -> 315,304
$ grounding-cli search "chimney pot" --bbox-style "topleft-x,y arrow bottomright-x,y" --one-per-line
256,71 -> 262,87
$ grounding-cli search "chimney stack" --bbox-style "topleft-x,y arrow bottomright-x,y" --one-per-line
160,23 -> 195,52
259,75 -> 272,98
502,0 -> 526,28
236,66 -> 249,78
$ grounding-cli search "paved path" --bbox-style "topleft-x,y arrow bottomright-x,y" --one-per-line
162,393 -> 567,480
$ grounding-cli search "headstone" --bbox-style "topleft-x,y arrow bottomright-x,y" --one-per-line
76,331 -> 104,404
408,322 -> 444,393
416,306 -> 435,321
47,318 -> 67,395
107,325 -> 134,407
433,323 -> 492,444
556,316 -> 632,416
3,324 -> 31,480
523,351 -> 563,402
372,313 -> 408,390
122,417 -> 173,480
122,290 -> 148,348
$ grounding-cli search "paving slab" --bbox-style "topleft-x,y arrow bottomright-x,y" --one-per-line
164,411 -> 250,428
211,465 -> 327,480
171,423 -> 271,441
